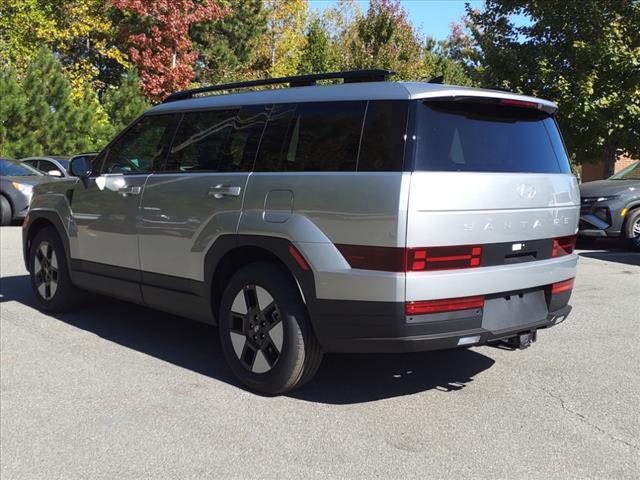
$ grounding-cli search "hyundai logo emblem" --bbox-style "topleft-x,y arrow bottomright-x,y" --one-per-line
517,183 -> 537,199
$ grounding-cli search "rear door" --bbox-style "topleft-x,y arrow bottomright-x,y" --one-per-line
406,98 -> 579,259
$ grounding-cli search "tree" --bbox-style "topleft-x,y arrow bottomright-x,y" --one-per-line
259,0 -> 308,77
345,0 -> 424,80
0,0 -> 129,91
113,0 -> 229,102
454,0 -> 640,174
0,48 -> 111,158
102,69 -> 149,136
190,0 -> 267,84
0,68 -> 28,157
298,15 -> 341,75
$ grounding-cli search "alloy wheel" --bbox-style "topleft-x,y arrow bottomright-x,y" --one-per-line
34,241 -> 58,300
229,285 -> 284,374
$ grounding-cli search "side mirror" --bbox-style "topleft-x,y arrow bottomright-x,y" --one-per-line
70,157 -> 92,178
47,170 -> 62,177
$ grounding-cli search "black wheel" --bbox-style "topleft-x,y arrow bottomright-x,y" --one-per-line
29,226 -> 83,312
0,195 -> 11,226
624,208 -> 640,251
218,262 -> 323,395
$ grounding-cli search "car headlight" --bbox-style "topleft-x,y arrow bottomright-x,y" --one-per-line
11,182 -> 34,198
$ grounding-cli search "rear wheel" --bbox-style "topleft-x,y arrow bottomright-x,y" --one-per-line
218,262 -> 323,395
624,209 -> 640,251
29,227 -> 83,312
0,195 -> 11,226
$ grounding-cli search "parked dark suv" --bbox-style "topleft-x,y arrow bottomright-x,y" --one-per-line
579,161 -> 640,250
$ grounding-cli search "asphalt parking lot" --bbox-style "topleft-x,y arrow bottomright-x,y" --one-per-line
1,226 -> 638,479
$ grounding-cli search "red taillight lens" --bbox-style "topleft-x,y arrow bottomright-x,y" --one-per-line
406,295 -> 484,315
552,278 -> 574,294
335,244 -> 404,272
552,235 -> 576,257
406,245 -> 483,271
499,98 -> 539,109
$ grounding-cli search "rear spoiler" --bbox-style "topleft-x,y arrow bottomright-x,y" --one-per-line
423,95 -> 557,115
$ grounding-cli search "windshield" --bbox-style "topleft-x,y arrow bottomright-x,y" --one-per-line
610,161 -> 640,180
0,158 -> 43,176
413,101 -> 571,173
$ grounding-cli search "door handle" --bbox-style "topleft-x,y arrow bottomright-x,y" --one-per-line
208,185 -> 242,199
118,186 -> 141,196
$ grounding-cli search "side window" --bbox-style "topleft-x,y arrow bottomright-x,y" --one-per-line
358,100 -> 408,171
219,104 -> 269,172
101,115 -> 176,174
255,101 -> 366,172
42,160 -> 63,174
165,110 -> 237,172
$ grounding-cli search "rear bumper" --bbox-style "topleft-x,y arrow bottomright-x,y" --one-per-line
311,288 -> 573,353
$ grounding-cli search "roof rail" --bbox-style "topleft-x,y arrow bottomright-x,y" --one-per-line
162,69 -> 395,103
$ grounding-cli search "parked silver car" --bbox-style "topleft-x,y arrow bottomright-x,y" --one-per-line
0,158 -> 60,225
22,70 -> 579,394
21,153 -> 98,178
20,156 -> 70,177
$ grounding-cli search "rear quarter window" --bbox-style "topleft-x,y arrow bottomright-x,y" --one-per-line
254,101 -> 366,172
414,101 -> 571,174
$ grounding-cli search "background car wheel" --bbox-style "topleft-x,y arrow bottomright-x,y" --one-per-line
29,226 -> 83,312
624,209 -> 640,251
0,195 -> 11,226
218,262 -> 323,395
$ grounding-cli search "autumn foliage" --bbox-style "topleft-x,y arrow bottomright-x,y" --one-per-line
113,0 -> 229,102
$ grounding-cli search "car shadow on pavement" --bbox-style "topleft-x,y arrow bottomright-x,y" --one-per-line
1,274 -> 495,404
577,238 -> 640,267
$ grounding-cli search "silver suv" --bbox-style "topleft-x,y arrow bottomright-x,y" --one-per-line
22,70 -> 579,394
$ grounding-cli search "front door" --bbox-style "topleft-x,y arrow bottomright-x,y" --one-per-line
69,114 -> 178,272
138,106 -> 267,282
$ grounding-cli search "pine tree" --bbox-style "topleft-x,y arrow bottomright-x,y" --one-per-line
102,69 -> 149,135
298,16 -> 340,75
191,0 -> 267,84
0,68 -> 27,157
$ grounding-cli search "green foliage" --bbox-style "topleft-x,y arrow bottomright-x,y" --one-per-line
102,69 -> 150,135
298,16 -> 341,75
0,49 -> 114,158
0,68 -> 28,158
455,0 -> 640,172
191,0 -> 267,84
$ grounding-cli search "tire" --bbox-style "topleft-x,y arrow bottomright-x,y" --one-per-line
0,195 -> 11,226
624,208 -> 640,251
29,226 -> 83,312
218,262 -> 323,395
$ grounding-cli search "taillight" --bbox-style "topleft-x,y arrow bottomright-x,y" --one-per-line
336,244 -> 483,272
552,235 -> 576,257
406,295 -> 484,315
407,245 -> 482,272
551,278 -> 574,294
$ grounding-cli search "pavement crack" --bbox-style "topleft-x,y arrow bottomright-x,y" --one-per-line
535,385 -> 638,451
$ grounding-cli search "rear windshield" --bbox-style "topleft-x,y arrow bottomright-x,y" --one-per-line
413,101 -> 571,173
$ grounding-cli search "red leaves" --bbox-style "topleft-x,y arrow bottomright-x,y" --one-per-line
113,0 -> 229,103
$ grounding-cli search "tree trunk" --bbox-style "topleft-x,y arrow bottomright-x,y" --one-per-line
603,141 -> 617,178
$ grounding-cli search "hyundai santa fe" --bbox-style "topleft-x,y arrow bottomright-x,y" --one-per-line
22,70 -> 579,394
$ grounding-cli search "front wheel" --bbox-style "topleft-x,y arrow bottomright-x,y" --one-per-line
218,262 -> 323,395
624,209 -> 640,251
29,226 -> 83,312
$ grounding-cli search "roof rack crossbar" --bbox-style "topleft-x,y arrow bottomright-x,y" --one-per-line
163,69 -> 395,103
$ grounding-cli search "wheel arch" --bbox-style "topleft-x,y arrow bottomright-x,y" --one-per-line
622,201 -> 640,237
205,235 -> 317,325
23,211 -> 70,272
